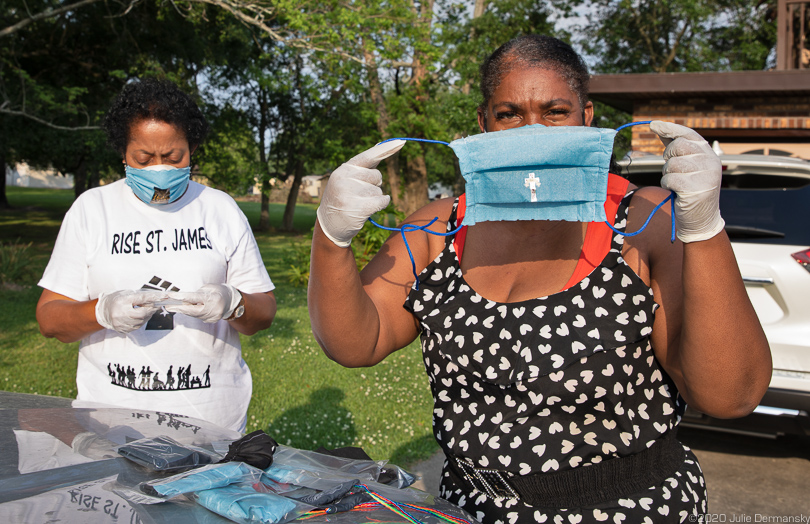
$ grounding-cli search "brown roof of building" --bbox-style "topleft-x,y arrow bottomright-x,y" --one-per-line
589,70 -> 810,112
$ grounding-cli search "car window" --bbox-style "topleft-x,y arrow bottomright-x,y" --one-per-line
720,178 -> 810,246
623,170 -> 810,246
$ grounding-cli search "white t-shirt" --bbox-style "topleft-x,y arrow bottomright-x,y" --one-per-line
39,180 -> 274,432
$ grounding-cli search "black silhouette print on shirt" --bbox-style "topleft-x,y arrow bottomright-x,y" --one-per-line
107,363 -> 212,391
105,277 -> 212,391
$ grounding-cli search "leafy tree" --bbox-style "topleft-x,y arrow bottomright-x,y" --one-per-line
709,0 -> 777,71
196,103 -> 263,195
0,0 -> 221,206
283,0 -> 563,216
578,0 -> 777,74
433,0 -> 561,193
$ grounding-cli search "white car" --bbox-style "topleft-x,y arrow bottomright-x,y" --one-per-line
618,153 -> 810,437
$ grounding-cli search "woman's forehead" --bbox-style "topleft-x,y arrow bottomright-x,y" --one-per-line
490,66 -> 576,103
127,119 -> 187,145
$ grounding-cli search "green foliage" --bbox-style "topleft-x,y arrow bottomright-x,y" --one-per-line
0,241 -> 33,285
0,285 -> 80,399
279,204 -> 406,288
438,0 -> 561,92
282,233 -> 313,287
592,103 -> 634,161
196,104 -> 263,195
708,0 -> 777,70
0,188 -> 438,465
578,0 -> 777,74
353,206 -> 406,271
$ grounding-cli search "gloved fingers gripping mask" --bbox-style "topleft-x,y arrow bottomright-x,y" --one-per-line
367,121 -> 677,288
125,164 -> 191,205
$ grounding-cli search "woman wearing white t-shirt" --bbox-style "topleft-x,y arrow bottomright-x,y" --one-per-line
36,79 -> 276,432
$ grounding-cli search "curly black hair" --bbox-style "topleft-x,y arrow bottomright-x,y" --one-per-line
102,78 -> 209,156
479,35 -> 590,119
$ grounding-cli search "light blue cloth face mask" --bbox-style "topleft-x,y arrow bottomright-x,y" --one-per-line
125,164 -> 191,205
370,120 -> 674,288
449,124 -> 617,225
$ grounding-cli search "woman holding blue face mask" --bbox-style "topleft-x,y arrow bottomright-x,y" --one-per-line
36,78 -> 276,432
309,35 -> 772,522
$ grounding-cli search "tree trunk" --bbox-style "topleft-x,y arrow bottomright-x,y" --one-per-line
281,157 -> 304,232
73,160 -> 87,199
401,145 -> 429,215
452,154 -> 465,198
363,43 -> 401,208
259,178 -> 272,231
461,0 -> 488,96
257,88 -> 272,232
0,150 -> 10,210
383,154 -> 400,207
394,0 -> 434,215
87,159 -> 99,190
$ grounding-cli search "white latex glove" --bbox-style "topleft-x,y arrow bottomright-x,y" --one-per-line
317,140 -> 407,247
95,290 -> 165,333
650,120 -> 725,243
163,283 -> 242,323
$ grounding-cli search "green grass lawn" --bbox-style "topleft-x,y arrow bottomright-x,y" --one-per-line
0,186 -> 437,467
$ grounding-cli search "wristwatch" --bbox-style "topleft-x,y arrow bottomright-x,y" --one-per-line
226,295 -> 246,321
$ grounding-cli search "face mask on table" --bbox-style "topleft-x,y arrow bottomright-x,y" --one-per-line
125,164 -> 191,205
447,124 -> 618,225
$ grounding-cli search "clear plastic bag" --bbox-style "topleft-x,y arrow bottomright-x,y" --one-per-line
261,446 -> 383,490
116,435 -> 218,471
139,462 -> 264,499
380,463 -> 417,489
192,482 -> 314,524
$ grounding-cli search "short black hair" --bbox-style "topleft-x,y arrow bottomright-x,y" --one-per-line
479,35 -> 590,117
102,78 -> 209,156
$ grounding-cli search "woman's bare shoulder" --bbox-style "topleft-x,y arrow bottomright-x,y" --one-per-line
405,196 -> 457,227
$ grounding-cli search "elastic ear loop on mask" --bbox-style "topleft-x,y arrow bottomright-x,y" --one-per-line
374,124 -> 676,289
608,121 -> 676,242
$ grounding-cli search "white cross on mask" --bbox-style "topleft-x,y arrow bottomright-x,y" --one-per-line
524,173 -> 540,202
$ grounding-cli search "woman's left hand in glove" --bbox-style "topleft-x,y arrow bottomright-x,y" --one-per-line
164,283 -> 243,323
649,120 -> 725,243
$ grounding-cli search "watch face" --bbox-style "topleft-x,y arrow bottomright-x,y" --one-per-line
234,305 -> 245,318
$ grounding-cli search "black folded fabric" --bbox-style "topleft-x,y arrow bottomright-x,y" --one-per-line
295,478 -> 358,506
117,436 -> 214,471
314,446 -> 372,461
217,430 -> 278,470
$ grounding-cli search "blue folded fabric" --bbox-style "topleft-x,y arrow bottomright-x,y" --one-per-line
141,462 -> 260,499
448,125 -> 617,225
195,485 -> 299,524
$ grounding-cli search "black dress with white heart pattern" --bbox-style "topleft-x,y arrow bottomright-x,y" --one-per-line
404,190 -> 707,524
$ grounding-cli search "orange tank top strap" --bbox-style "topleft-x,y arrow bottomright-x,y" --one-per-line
453,173 -> 630,291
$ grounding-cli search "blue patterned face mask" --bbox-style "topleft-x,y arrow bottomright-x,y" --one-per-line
125,164 -> 191,205
448,124 -> 617,225
372,121 -> 674,288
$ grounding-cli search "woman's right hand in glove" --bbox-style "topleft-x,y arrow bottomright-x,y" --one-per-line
316,140 -> 406,247
95,290 -> 166,333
